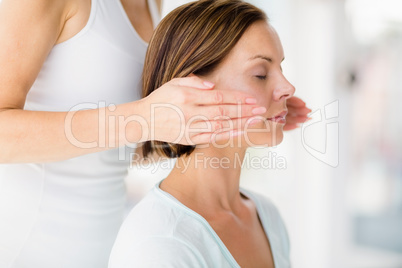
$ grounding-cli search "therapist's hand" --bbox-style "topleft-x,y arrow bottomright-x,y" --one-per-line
139,76 -> 266,145
284,96 -> 312,130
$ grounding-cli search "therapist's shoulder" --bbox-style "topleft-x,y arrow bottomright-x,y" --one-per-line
55,0 -> 93,44
0,0 -> 85,112
0,0 -> 77,40
155,0 -> 162,13
0,0 -> 91,46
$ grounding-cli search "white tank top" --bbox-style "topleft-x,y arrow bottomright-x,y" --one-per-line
0,0 -> 159,267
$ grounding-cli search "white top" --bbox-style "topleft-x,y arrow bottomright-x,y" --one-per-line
109,182 -> 291,268
0,0 -> 159,267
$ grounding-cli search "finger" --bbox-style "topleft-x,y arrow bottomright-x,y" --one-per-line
283,117 -> 312,131
285,115 -> 310,125
194,89 -> 258,105
191,129 -> 244,145
196,104 -> 266,120
211,129 -> 244,143
190,116 -> 262,133
287,96 -> 306,108
283,124 -> 299,131
170,76 -> 216,90
287,106 -> 312,116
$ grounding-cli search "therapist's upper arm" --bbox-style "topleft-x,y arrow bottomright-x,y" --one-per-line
0,0 -> 69,110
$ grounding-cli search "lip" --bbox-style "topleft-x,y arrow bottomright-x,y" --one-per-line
267,110 -> 288,124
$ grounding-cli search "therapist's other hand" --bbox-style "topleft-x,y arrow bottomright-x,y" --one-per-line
284,96 -> 311,131
139,76 -> 266,145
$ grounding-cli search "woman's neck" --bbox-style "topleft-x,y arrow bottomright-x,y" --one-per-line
161,145 -> 248,216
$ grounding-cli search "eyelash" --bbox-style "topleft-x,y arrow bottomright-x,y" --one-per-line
256,75 -> 267,80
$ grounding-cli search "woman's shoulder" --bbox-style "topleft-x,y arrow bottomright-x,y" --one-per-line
118,187 -> 183,236
114,185 -> 211,246
109,235 -> 203,268
109,186 -> 205,267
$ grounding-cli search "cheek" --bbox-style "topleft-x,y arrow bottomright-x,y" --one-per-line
217,73 -> 272,108
255,90 -> 272,109
217,73 -> 257,93
218,75 -> 247,93
232,79 -> 272,107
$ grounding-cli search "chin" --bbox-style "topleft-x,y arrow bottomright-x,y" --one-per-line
244,121 -> 285,147
270,131 -> 284,146
265,129 -> 284,147
271,124 -> 284,146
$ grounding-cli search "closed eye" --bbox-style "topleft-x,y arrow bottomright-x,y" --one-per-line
256,75 -> 267,80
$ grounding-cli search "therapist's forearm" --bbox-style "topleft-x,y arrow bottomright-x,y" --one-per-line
0,100 -> 148,163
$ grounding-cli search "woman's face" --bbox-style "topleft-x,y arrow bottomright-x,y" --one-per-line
206,21 -> 295,147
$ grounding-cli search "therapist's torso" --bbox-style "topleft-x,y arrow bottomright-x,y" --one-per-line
0,0 -> 159,267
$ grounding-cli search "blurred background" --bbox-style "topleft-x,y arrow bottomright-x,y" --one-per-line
125,0 -> 402,267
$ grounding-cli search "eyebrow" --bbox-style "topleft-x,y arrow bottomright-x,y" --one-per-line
249,55 -> 285,63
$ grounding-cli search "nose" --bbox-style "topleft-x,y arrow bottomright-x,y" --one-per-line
273,74 -> 295,101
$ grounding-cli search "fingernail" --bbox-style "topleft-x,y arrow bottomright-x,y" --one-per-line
245,98 -> 257,104
252,107 -> 267,115
203,81 -> 215,88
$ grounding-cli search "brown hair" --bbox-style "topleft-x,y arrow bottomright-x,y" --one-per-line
142,0 -> 267,158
